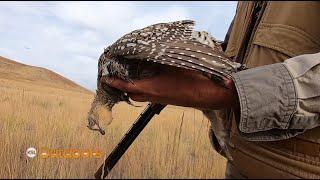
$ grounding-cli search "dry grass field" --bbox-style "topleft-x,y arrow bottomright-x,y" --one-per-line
0,56 -> 226,179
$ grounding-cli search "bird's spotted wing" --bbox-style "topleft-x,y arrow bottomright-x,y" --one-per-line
107,20 -> 195,58
106,20 -> 242,84
143,40 -> 241,82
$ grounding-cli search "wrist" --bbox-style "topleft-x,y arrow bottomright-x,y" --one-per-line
218,79 -> 240,110
201,79 -> 240,110
230,80 -> 240,108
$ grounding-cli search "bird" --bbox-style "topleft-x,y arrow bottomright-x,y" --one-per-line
86,20 -> 244,159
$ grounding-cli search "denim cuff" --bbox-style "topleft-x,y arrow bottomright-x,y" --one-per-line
231,63 -> 298,141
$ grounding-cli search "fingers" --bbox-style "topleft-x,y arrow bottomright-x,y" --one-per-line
102,76 -> 152,102
102,77 -> 141,94
127,93 -> 149,102
127,92 -> 164,104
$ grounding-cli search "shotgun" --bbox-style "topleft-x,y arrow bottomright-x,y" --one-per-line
94,103 -> 166,179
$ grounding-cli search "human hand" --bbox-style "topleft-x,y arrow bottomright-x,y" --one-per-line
101,66 -> 239,110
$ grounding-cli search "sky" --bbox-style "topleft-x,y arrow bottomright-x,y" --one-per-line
0,1 -> 237,91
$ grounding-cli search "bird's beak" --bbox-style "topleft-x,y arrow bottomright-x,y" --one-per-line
99,129 -> 106,135
87,116 -> 106,135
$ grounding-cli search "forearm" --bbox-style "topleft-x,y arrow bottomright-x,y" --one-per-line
231,52 -> 320,141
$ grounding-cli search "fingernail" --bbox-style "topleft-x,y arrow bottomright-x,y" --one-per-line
101,76 -> 111,84
105,77 -> 113,84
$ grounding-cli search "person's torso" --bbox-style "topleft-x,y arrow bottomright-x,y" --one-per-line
223,1 -> 320,178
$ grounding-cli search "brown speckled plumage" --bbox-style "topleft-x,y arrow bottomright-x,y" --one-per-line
87,20 -> 243,155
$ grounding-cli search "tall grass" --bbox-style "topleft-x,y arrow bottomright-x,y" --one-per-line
0,78 -> 226,179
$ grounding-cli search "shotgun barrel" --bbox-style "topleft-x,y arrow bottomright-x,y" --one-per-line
94,103 -> 166,179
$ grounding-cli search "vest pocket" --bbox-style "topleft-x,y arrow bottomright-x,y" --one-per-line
252,23 -> 320,57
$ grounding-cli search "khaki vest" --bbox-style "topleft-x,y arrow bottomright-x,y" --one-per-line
224,1 -> 320,178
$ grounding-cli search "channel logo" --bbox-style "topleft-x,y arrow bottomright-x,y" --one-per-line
26,147 -> 37,158
26,147 -> 103,159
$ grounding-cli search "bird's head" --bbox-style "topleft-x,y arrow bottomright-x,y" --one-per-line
87,91 -> 113,135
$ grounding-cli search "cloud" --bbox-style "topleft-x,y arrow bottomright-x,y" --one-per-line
0,1 -> 237,91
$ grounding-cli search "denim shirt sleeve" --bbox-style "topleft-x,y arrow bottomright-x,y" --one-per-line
231,52 -> 320,141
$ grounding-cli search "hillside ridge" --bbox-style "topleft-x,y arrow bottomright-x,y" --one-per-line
0,56 -> 93,94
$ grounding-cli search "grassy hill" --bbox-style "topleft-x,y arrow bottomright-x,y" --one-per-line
0,56 -> 226,179
0,56 -> 91,94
